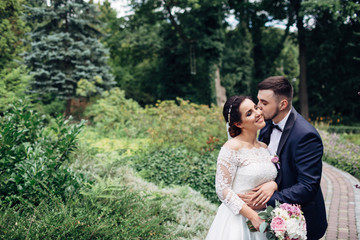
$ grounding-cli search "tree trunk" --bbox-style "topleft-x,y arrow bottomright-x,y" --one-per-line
65,98 -> 72,117
214,64 -> 227,106
295,0 -> 309,120
299,40 -> 309,120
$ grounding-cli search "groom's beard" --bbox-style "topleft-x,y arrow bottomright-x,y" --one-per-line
267,106 -> 280,121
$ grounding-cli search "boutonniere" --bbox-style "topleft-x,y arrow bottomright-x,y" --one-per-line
271,154 -> 280,169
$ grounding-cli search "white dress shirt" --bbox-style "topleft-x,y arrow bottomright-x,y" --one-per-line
267,110 -> 291,156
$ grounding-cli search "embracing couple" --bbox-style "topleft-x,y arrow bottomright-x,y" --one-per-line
206,76 -> 327,240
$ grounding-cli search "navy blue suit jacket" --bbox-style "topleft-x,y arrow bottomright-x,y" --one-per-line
259,107 -> 327,240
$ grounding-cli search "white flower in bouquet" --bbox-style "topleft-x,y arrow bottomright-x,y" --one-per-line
247,201 -> 307,240
286,217 -> 307,240
272,207 -> 290,220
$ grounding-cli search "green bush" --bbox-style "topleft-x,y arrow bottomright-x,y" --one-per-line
85,87 -> 144,138
129,147 -> 220,204
341,133 -> 360,145
0,100 -> 85,206
143,98 -> 226,153
0,66 -> 32,113
0,183 -> 175,240
71,139 -> 217,239
326,125 -> 360,134
32,98 -> 66,118
320,130 -> 360,179
86,92 -> 227,153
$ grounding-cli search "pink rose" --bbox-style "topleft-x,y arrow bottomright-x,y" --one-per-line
271,156 -> 279,163
280,203 -> 302,217
291,205 -> 302,217
270,216 -> 287,233
271,155 -> 280,169
280,203 -> 293,212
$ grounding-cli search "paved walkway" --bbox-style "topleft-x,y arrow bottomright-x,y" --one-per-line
320,162 -> 360,240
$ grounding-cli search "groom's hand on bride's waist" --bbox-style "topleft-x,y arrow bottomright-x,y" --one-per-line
238,192 -> 266,210
239,181 -> 277,209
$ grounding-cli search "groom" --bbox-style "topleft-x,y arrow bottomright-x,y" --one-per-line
241,76 -> 327,239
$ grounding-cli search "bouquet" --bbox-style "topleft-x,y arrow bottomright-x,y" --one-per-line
247,201 -> 307,240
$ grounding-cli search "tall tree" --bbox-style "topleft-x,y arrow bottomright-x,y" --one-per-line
250,0 -> 307,118
304,0 -> 360,123
292,0 -> 309,120
160,0 -> 226,105
221,26 -> 253,98
228,0 -> 295,99
24,0 -> 115,115
98,0 -> 163,105
108,0 -> 227,106
0,0 -> 28,70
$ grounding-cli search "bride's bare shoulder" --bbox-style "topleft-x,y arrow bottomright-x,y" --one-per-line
258,141 -> 268,149
223,138 -> 245,151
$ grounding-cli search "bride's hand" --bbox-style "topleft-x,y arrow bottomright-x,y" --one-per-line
249,214 -> 265,231
238,192 -> 265,210
251,181 -> 277,206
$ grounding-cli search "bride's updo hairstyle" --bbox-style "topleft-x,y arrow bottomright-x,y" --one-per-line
223,96 -> 251,138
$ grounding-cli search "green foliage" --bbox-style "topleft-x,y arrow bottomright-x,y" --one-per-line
144,98 -> 226,152
70,137 -> 217,239
320,130 -> 360,179
85,87 -> 144,138
86,91 -> 227,152
272,39 -> 299,81
85,96 -> 226,203
32,98 -> 66,117
341,133 -> 360,146
0,184 -> 175,239
0,66 -> 32,112
0,100 -> 85,206
221,27 -> 253,97
0,0 -> 28,69
76,78 -> 99,97
24,0 -> 115,107
98,0 -> 162,105
130,147 -> 219,203
99,0 -> 228,106
304,0 -> 360,123
326,126 -> 360,134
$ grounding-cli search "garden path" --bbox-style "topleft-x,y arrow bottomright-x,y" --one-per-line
320,162 -> 360,240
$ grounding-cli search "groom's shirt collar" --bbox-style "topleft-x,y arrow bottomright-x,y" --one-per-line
272,109 -> 291,131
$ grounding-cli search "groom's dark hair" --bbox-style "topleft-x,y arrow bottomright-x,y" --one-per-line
258,76 -> 293,104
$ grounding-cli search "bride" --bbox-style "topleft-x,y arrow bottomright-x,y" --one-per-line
206,96 -> 278,240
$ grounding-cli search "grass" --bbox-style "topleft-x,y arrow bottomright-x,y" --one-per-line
319,130 -> 360,179
71,134 -> 218,239
340,133 -> 360,145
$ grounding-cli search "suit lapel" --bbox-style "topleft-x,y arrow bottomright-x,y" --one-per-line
276,107 -> 297,155
275,107 -> 298,186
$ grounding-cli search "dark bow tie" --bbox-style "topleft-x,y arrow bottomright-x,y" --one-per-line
262,123 -> 282,145
270,123 -> 282,132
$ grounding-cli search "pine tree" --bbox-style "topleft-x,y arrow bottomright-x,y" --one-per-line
24,0 -> 115,115
0,0 -> 28,70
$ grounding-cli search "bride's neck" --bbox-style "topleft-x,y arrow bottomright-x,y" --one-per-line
235,130 -> 258,146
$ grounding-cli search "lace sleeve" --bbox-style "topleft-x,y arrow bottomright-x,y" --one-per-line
215,147 -> 245,215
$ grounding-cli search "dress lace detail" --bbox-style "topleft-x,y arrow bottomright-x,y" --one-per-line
215,146 -> 277,215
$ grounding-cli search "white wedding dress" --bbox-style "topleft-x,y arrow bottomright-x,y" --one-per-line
206,146 -> 277,240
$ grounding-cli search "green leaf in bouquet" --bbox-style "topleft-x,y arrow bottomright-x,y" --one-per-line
258,211 -> 269,219
246,220 -> 257,232
266,205 -> 274,214
266,231 -> 276,240
259,221 -> 268,233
